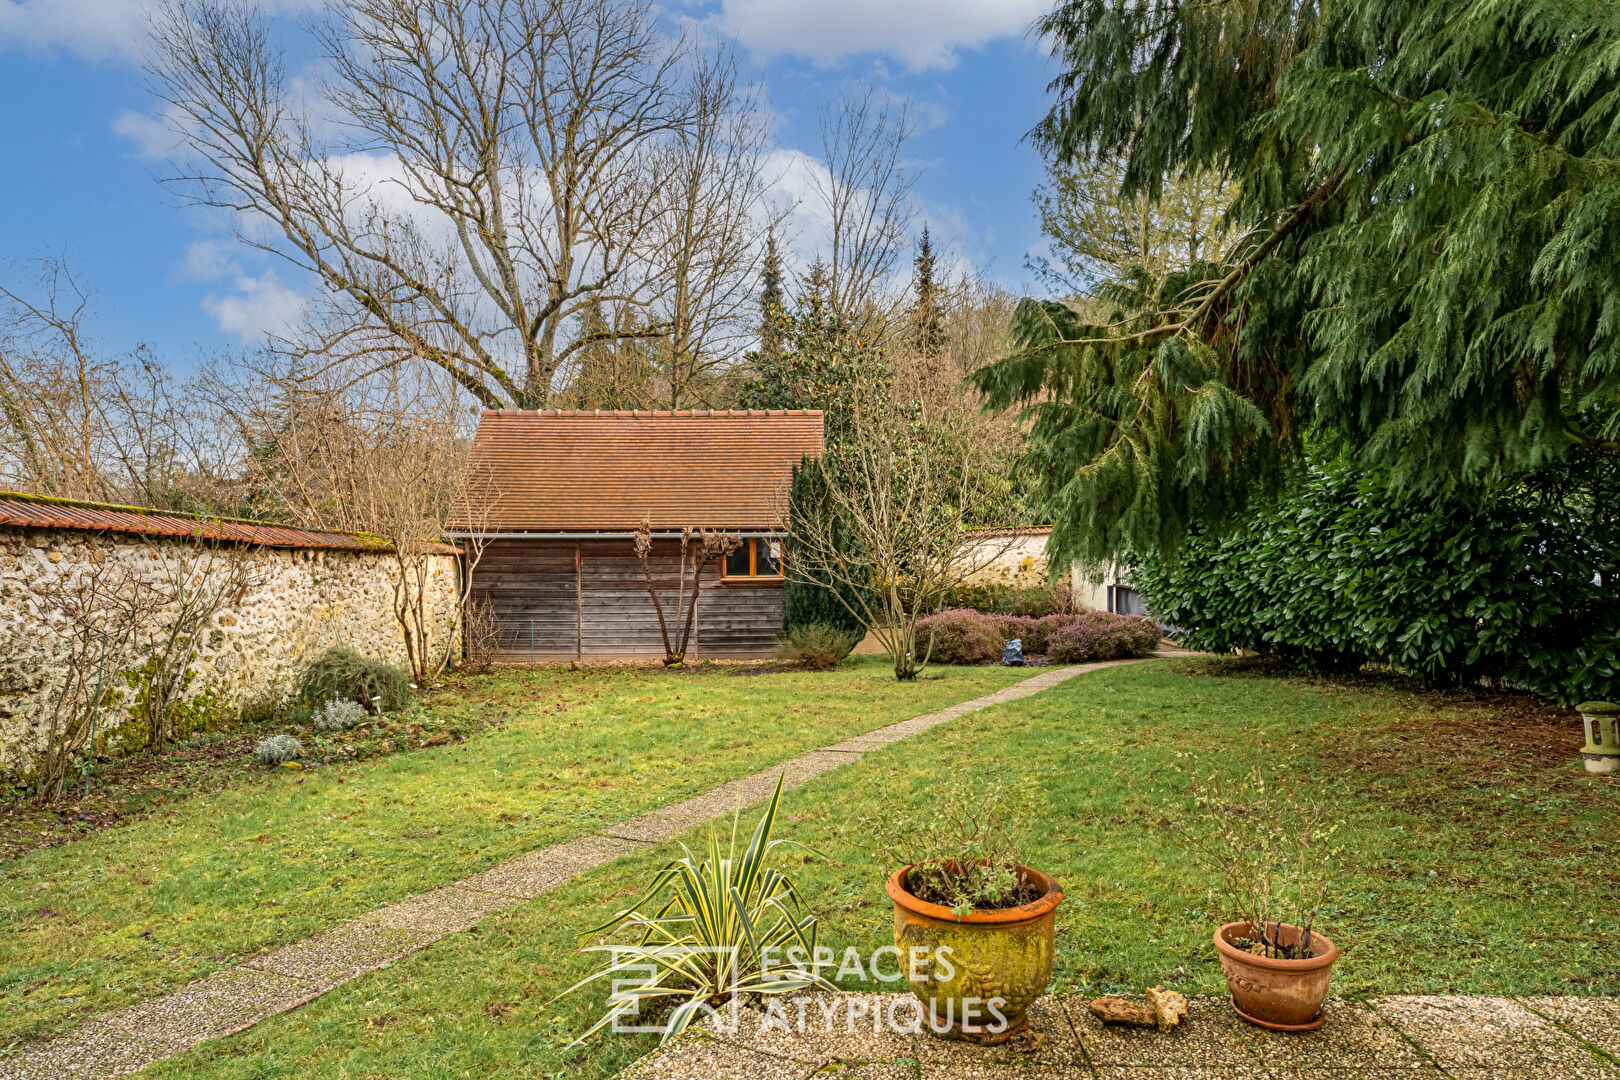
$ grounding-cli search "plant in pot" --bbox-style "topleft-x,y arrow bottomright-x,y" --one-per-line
871,772 -> 1063,1045
1184,767 -> 1342,1031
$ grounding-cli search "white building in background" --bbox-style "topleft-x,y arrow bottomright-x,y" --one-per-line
957,527 -> 1143,615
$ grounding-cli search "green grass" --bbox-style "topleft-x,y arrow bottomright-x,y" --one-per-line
129,660 -> 1618,1080
0,657 -> 1035,1048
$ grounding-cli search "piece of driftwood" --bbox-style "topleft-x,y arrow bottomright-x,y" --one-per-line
1087,986 -> 1189,1033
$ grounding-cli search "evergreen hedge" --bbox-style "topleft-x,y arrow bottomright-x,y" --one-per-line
1132,458 -> 1619,704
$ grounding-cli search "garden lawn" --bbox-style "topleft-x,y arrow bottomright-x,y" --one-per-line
0,658 -> 1035,1048
133,659 -> 1619,1080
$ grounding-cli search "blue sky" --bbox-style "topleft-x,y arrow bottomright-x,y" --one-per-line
0,0 -> 1059,364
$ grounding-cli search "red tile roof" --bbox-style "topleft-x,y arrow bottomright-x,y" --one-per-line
0,492 -> 455,554
459,409 -> 825,532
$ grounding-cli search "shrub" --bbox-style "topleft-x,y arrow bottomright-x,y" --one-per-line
1131,454 -> 1620,702
312,697 -> 367,733
774,623 -> 862,670
780,462 -> 868,637
253,734 -> 303,765
295,646 -> 411,712
989,614 -> 1044,653
916,608 -> 1002,665
1047,612 -> 1161,663
944,582 -> 1079,618
558,775 -> 835,1041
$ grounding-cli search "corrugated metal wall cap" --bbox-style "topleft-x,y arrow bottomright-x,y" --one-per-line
480,408 -> 825,418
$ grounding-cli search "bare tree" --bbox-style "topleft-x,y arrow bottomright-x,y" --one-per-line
640,48 -> 779,407
224,355 -> 494,682
781,387 -> 1014,681
31,557 -> 157,804
0,257 -> 247,511
633,519 -> 738,668
808,91 -> 918,334
146,0 -> 704,409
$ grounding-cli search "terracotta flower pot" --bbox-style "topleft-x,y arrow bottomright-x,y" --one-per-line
885,863 -> 1063,1044
1214,921 -> 1339,1031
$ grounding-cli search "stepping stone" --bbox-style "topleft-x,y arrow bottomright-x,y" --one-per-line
0,1020 -> 172,1080
242,919 -> 432,987
460,834 -> 646,897
1372,996 -> 1611,1074
103,967 -> 318,1051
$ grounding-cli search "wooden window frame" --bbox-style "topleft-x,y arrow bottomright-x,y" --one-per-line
721,537 -> 785,584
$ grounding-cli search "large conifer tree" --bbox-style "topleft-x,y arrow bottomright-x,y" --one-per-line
975,0 -> 1620,568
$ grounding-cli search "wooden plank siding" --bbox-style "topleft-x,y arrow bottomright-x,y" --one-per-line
471,538 -> 782,659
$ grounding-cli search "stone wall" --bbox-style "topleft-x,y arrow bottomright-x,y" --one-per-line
0,526 -> 460,776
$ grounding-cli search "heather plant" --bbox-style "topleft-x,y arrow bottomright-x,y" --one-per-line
915,608 -> 1002,665
253,734 -> 303,765
312,697 -> 367,733
991,614 -> 1045,653
1046,612 -> 1160,663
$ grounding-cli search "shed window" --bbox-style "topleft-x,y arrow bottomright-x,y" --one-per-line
723,538 -> 784,581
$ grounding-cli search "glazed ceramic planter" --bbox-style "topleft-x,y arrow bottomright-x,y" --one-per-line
885,863 -> 1063,1044
1214,921 -> 1339,1031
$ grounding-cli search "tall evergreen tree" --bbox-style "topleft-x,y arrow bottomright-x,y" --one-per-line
910,226 -> 945,358
759,234 -> 785,362
975,0 -> 1620,569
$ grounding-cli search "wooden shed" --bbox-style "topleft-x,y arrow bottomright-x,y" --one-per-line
452,409 -> 825,660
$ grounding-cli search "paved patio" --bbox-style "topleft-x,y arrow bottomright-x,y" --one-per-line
0,660 -> 1141,1080
620,992 -> 1620,1079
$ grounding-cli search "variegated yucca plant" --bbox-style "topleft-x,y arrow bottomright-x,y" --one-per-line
559,772 -> 837,1042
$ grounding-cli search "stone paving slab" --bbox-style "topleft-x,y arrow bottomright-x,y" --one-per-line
1064,994 -> 1262,1070
1232,998 -> 1432,1071
639,993 -> 1620,1079
0,1021 -> 174,1080
1089,1069 -> 1272,1080
1523,996 -> 1620,1059
365,883 -> 520,934
103,967 -> 319,1050
918,1065 -> 1080,1079
1371,995 -> 1605,1073
459,834 -> 648,898
241,918 -> 432,986
617,1033 -> 824,1080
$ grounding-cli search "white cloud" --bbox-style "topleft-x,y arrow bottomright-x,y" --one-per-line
112,106 -> 187,161
706,0 -> 1048,71
201,268 -> 307,341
